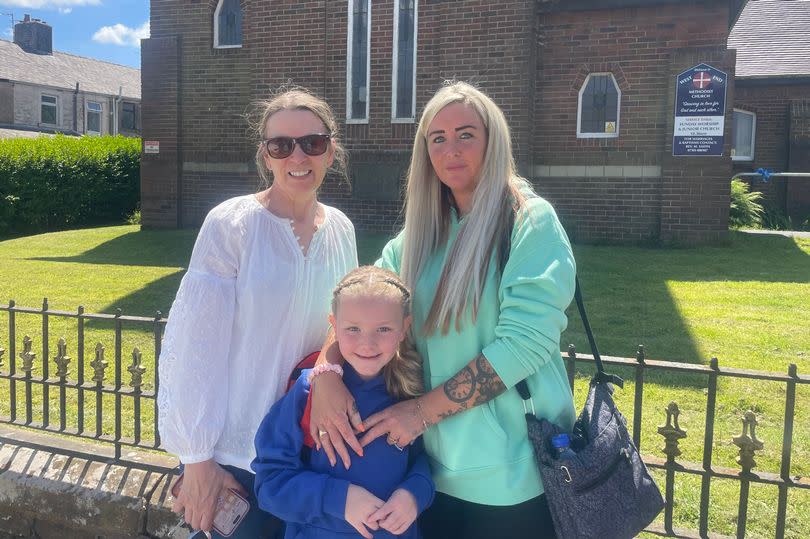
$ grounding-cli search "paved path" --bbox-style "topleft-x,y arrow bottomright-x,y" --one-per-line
741,229 -> 810,239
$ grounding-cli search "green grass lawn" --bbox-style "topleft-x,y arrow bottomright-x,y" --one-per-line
1,225 -> 808,538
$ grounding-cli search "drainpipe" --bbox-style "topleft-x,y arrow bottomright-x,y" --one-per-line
73,82 -> 78,133
113,85 -> 122,135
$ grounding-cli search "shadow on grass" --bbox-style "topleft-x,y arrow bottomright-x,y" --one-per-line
28,229 -> 199,268
84,272 -> 185,333
563,231 -> 809,388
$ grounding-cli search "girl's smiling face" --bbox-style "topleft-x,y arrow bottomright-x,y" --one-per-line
329,295 -> 411,381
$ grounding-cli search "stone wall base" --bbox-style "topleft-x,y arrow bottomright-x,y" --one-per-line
0,426 -> 181,539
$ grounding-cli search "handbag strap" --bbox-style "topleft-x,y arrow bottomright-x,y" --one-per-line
516,277 -> 623,405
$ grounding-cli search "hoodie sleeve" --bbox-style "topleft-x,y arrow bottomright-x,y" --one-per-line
251,375 -> 351,524
396,438 -> 435,514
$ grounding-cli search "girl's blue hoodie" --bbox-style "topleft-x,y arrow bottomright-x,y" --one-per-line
252,364 -> 435,538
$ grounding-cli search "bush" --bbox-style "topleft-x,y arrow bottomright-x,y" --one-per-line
729,178 -> 764,229
0,135 -> 140,235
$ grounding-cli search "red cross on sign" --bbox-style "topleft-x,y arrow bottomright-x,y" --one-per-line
692,72 -> 712,89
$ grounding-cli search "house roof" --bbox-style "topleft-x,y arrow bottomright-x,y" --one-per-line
0,39 -> 140,99
729,0 -> 810,79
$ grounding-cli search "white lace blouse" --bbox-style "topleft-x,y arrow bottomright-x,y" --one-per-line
157,195 -> 358,470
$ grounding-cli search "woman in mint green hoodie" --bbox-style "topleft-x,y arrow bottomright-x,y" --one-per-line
310,81 -> 576,539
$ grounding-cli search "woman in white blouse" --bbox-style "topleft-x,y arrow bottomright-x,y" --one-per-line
158,89 -> 358,538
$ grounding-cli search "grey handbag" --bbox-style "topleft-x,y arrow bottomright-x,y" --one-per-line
517,278 -> 664,539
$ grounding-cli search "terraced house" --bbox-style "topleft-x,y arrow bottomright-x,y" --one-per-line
142,0 -> 767,244
0,15 -> 141,139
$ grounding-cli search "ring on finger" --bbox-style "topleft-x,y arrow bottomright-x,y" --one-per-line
387,435 -> 399,445
318,429 -> 328,438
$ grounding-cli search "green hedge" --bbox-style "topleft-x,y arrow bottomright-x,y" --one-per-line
0,135 -> 140,235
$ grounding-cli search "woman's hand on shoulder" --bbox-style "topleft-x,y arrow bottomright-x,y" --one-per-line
309,372 -> 365,468
172,459 -> 246,533
360,399 -> 426,449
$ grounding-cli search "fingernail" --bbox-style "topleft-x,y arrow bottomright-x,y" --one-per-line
358,449 -> 364,457
358,424 -> 366,432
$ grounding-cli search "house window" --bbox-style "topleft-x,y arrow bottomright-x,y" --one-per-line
577,73 -> 620,138
122,102 -> 137,131
41,94 -> 57,125
346,0 -> 370,123
214,0 -> 242,48
732,109 -> 756,161
86,101 -> 102,134
392,0 -> 417,122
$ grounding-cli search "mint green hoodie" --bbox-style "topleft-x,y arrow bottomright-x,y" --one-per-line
377,196 -> 576,506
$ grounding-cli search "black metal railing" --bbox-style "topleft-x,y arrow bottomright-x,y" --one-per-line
564,345 -> 810,539
0,299 -> 165,466
1,302 -> 808,537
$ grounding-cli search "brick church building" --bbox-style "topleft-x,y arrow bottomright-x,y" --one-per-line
141,0 -> 752,244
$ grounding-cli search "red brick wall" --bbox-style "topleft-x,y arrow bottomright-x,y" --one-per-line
534,2 -> 733,243
140,35 -> 180,228
143,0 -> 739,243
732,83 -> 810,218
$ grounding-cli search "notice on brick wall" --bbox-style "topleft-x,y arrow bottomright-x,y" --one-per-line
144,140 -> 159,154
673,63 -> 727,156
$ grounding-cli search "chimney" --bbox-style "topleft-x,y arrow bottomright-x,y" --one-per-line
13,13 -> 53,55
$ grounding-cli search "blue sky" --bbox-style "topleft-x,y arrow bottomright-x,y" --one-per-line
0,0 -> 147,68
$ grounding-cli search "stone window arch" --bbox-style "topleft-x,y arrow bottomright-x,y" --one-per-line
214,0 -> 243,49
577,73 -> 620,138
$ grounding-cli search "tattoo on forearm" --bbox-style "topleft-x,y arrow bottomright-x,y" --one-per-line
442,356 -> 506,410
443,366 -> 476,403
473,356 -> 506,405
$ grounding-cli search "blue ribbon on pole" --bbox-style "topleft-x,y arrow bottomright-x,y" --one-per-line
755,168 -> 775,182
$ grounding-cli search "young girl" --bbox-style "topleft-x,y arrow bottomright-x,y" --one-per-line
251,266 -> 435,539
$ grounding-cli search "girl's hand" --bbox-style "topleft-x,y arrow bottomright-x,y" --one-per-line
310,372 -> 365,468
369,488 -> 418,535
172,459 -> 246,533
360,399 -> 425,449
345,484 -> 384,539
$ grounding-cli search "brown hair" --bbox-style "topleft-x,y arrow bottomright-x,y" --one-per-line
332,266 -> 423,399
250,85 -> 348,188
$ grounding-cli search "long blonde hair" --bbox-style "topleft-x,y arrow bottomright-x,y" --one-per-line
249,86 -> 348,188
400,81 -> 531,335
331,266 -> 423,400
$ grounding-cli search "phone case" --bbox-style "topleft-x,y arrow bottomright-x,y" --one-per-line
171,474 -> 250,537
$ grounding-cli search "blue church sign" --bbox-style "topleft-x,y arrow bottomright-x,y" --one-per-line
673,63 -> 727,156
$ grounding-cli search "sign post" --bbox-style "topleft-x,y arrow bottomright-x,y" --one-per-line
673,63 -> 727,156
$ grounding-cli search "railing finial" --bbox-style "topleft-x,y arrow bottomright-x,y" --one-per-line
658,401 -> 687,459
90,342 -> 108,383
53,337 -> 71,379
733,411 -> 764,472
128,348 -> 146,389
20,335 -> 36,374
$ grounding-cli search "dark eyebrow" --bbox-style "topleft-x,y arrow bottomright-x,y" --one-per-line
428,125 -> 477,137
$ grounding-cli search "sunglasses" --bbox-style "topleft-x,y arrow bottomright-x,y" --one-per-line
262,133 -> 332,159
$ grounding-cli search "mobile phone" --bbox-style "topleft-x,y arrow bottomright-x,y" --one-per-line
171,473 -> 250,537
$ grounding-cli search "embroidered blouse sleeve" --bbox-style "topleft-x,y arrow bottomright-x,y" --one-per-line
157,203 -> 243,463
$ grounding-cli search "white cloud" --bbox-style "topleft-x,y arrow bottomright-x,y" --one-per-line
92,20 -> 148,47
0,0 -> 100,8
57,7 -> 71,14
